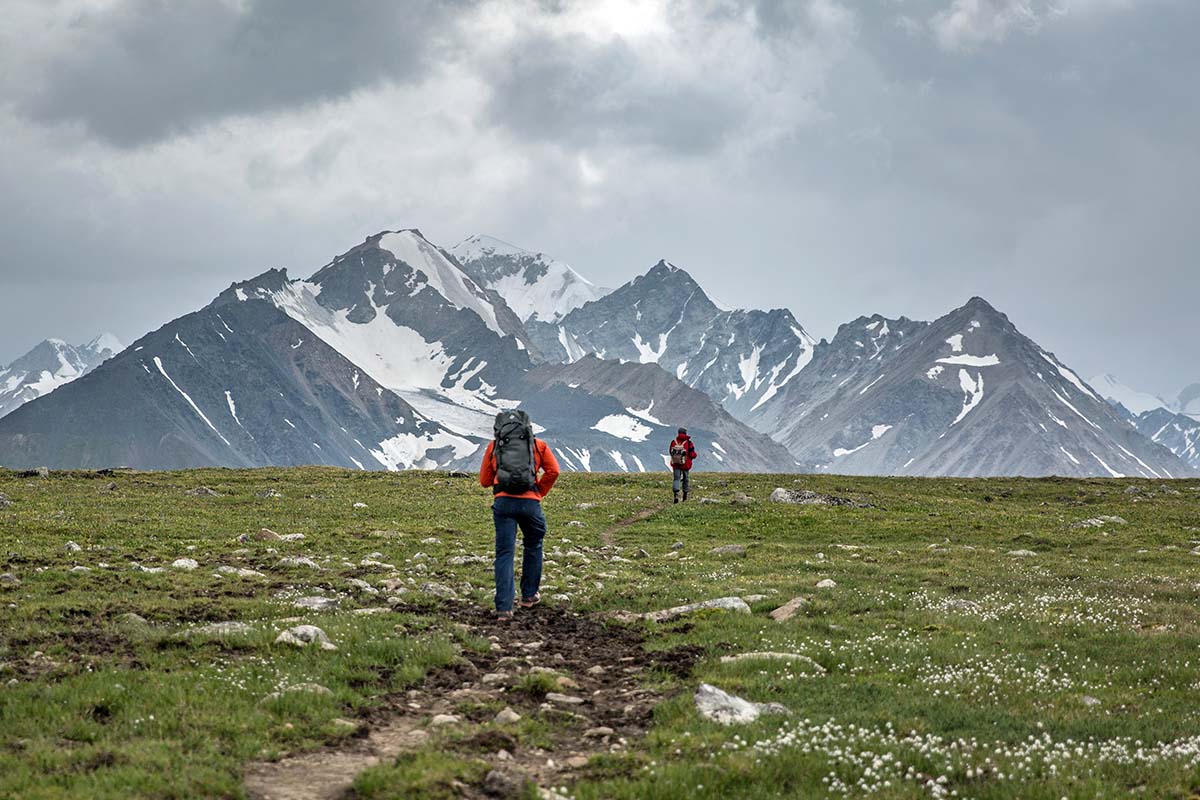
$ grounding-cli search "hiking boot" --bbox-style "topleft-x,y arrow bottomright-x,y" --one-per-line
673,491 -> 680,504
518,593 -> 541,609
495,610 -> 514,622
682,491 -> 689,502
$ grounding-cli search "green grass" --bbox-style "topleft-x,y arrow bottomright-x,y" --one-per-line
2,468 -> 1200,798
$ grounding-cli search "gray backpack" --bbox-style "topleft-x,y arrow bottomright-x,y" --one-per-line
493,410 -> 537,494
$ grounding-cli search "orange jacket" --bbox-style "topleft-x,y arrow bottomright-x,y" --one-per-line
479,438 -> 560,500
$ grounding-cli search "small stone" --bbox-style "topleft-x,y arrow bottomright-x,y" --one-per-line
65,541 -> 82,552
565,755 -> 589,768
277,556 -> 322,570
0,492 -> 11,508
274,625 -> 337,651
353,502 -> 368,509
545,692 -> 584,706
256,489 -> 283,499
483,769 -> 525,797
117,612 -> 150,628
279,533 -> 305,542
1082,695 -> 1102,707
70,565 -> 92,573
185,486 -> 219,497
730,492 -> 754,506
583,726 -> 614,738
215,566 -> 265,578
586,665 -> 608,676
482,673 -> 509,686
695,683 -> 788,725
346,578 -> 377,593
0,573 -> 20,587
670,542 -> 684,550
261,683 -> 333,703
293,596 -> 339,612
496,749 -> 512,761
494,707 -> 522,724
1007,549 -> 1037,557
171,558 -> 199,571
634,548 -> 650,559
815,579 -> 837,589
709,544 -> 746,557
742,594 -> 768,603
430,713 -> 460,727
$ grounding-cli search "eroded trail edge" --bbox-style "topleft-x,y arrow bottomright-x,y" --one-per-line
598,506 -> 663,548
244,603 -> 698,800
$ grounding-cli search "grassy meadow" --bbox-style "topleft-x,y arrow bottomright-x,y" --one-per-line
1,467 -> 1199,799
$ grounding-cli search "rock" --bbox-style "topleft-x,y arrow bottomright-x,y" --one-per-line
346,578 -> 377,593
670,542 -> 684,550
117,612 -> 150,628
586,665 -> 608,676
494,707 -> 522,724
447,555 -> 489,566
360,557 -> 395,569
496,749 -> 512,761
709,544 -> 747,557
185,486 -> 219,497
730,492 -> 754,506
1072,515 -> 1129,529
185,621 -> 253,638
171,558 -> 199,571
65,540 -> 82,552
0,573 -> 20,587
1082,695 -> 1102,707
583,726 -> 614,738
277,556 -> 322,570
482,672 -> 508,686
565,755 -> 589,769
545,692 -> 584,706
261,683 -> 333,702
769,487 -> 865,507
742,594 -> 769,603
483,769 -> 526,797
576,502 -> 596,510
130,563 -> 164,574
21,466 -> 50,479
69,566 -> 92,573
275,625 -> 337,651
430,713 -> 460,727
944,599 -> 981,612
215,566 -> 265,578
350,607 -> 390,616
638,596 -> 752,623
279,533 -> 305,542
719,652 -> 826,673
0,492 -> 11,508
699,497 -> 723,505
293,596 -> 339,612
634,548 -> 651,559
256,489 -> 283,499
249,528 -> 283,542
815,579 -> 837,589
353,502 -> 368,509
1007,549 -> 1037,557
566,520 -> 585,527
695,683 -> 788,725
420,581 -> 458,599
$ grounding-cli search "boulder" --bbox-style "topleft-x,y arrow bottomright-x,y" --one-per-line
815,579 -> 837,589
171,558 -> 199,571
494,707 -> 522,724
694,683 -> 788,725
275,625 -> 337,651
708,544 -> 746,557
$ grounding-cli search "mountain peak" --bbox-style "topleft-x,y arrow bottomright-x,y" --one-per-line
85,332 -> 123,355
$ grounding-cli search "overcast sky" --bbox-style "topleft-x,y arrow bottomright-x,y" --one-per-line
1,0 -> 1196,398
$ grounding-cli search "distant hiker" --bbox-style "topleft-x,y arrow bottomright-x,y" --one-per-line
480,410 -> 560,621
669,427 -> 698,503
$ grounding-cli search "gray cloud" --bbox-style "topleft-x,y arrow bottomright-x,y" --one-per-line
0,0 -> 1196,400
15,0 -> 464,147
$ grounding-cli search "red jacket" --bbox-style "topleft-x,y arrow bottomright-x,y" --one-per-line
479,438 -> 560,500
669,434 -> 698,471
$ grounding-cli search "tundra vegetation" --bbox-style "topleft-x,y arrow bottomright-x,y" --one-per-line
1,468 -> 1199,799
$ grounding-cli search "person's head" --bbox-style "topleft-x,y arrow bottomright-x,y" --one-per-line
677,427 -> 688,437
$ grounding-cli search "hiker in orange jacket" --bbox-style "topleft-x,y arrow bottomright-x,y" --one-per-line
669,427 -> 697,503
480,413 -> 560,622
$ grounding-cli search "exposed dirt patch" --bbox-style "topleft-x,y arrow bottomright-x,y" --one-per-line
599,506 -> 663,548
244,602 -> 700,800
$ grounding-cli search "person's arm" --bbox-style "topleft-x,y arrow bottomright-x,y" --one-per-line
535,440 -> 560,497
479,441 -> 497,488
689,440 -> 698,460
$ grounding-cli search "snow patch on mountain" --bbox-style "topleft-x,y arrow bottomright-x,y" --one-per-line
591,414 -> 652,442
1088,373 -> 1169,416
379,232 -> 505,336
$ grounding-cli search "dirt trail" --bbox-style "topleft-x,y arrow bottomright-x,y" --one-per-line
244,602 -> 698,800
599,506 -> 663,548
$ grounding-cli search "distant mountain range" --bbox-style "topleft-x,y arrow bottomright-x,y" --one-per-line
0,334 -> 121,419
0,229 -> 1193,478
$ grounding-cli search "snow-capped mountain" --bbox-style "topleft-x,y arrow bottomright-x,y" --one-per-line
750,298 -> 1190,478
0,334 -> 122,418
451,234 -> 609,324
529,260 -> 818,420
1128,407 -> 1200,471
478,355 -> 798,473
1176,384 -> 1200,422
1088,374 -> 1169,416
217,229 -> 535,439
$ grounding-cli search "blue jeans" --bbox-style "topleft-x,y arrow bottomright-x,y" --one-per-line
673,467 -> 690,494
492,497 -> 547,612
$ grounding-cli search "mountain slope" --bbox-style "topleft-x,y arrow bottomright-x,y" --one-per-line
0,299 -> 476,470
451,234 -> 609,324
1176,384 -> 1200,422
0,334 -> 122,419
752,298 -> 1191,478
1127,407 -> 1200,471
530,260 -> 818,419
490,355 -> 798,473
